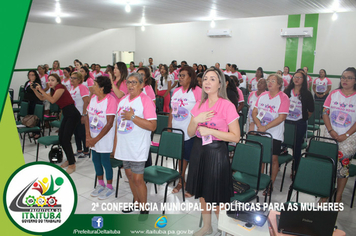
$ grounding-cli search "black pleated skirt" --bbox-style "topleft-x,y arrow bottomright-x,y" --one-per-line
186,137 -> 233,204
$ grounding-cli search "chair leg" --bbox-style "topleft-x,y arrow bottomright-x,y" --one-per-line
163,183 -> 170,215
36,142 -> 40,161
154,184 -> 157,194
280,163 -> 288,192
115,168 -> 120,198
181,176 -> 185,202
296,191 -> 299,202
351,178 -> 356,208
199,213 -> 203,227
287,186 -> 293,202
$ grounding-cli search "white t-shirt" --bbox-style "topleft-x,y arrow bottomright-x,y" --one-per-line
87,94 -> 118,153
114,93 -> 157,162
170,72 -> 179,92
230,71 -> 242,79
93,71 -> 104,78
324,89 -> 356,135
286,89 -> 303,121
50,69 -> 63,78
253,91 -> 290,141
282,74 -> 293,84
171,86 -> 202,141
82,78 -> 94,89
239,75 -> 248,89
155,74 -> 174,91
40,74 -> 48,89
127,68 -> 137,75
61,78 -> 71,91
70,84 -> 89,115
313,77 -> 332,93
247,91 -> 259,125
249,77 -> 261,91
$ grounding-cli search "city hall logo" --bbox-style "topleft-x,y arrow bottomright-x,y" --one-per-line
4,162 -> 77,234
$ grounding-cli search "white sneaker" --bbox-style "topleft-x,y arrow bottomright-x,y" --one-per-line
90,185 -> 105,197
98,187 -> 115,200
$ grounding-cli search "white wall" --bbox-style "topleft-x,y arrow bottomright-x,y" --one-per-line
135,15 -> 288,72
11,22 -> 135,97
314,12 -> 356,75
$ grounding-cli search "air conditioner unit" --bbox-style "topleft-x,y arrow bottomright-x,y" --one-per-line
280,27 -> 313,37
207,29 -> 232,37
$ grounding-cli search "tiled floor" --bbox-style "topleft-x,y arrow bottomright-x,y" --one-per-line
22,127 -> 356,236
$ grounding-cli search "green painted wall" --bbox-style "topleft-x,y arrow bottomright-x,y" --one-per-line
301,14 -> 319,73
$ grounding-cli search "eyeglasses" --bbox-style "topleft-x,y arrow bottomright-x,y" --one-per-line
70,77 -> 78,80
178,74 -> 187,78
341,76 -> 355,81
266,79 -> 277,83
293,76 -> 303,80
126,80 -> 139,85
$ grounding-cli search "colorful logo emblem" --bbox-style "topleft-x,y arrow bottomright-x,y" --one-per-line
154,216 -> 167,228
4,162 -> 77,234
92,216 -> 104,229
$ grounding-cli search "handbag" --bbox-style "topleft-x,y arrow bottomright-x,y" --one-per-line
232,178 -> 250,194
22,115 -> 39,128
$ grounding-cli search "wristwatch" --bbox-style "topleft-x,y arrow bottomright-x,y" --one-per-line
131,114 -> 136,120
82,114 -> 87,117
346,133 -> 350,138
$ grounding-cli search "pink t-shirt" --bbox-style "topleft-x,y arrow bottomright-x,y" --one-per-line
61,78 -> 72,91
70,84 -> 89,115
89,72 -> 95,80
282,74 -> 293,84
254,91 -> 290,141
307,75 -> 313,84
87,94 -> 118,153
143,85 -> 156,101
110,81 -> 128,103
191,98 -> 239,141
236,87 -> 244,103
83,78 -> 94,89
286,89 -> 303,121
50,69 -> 63,77
171,86 -> 202,141
324,89 -> 356,135
313,77 -> 332,93
115,93 -> 157,162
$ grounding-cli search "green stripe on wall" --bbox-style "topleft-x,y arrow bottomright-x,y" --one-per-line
284,14 -> 301,72
301,14 -> 319,73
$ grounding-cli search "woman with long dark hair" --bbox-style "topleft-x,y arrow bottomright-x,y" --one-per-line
80,66 -> 95,97
284,71 -> 314,174
249,67 -> 264,92
32,73 -> 81,174
155,64 -> 172,113
111,62 -> 128,102
313,69 -> 332,102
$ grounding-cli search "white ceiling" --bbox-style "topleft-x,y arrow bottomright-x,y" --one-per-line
28,0 -> 356,29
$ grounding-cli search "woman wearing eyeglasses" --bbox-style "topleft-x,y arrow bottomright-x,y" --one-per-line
155,64 -> 173,113
86,76 -> 117,199
284,71 -> 314,175
114,73 -> 157,214
69,72 -> 90,158
323,67 -> 356,203
186,67 -> 240,236
313,69 -> 332,102
251,74 -> 290,195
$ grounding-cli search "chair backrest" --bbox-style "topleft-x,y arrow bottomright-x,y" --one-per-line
50,103 -> 60,114
155,96 -> 164,113
247,131 -> 273,164
155,115 -> 168,135
9,89 -> 14,104
232,139 -> 263,178
19,86 -> 25,101
243,95 -> 248,106
307,136 -> 338,164
307,111 -> 316,125
238,113 -> 245,137
157,128 -> 184,160
314,101 -> 324,120
293,153 -> 335,198
34,104 -> 44,123
19,101 -> 29,118
283,121 -> 296,148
